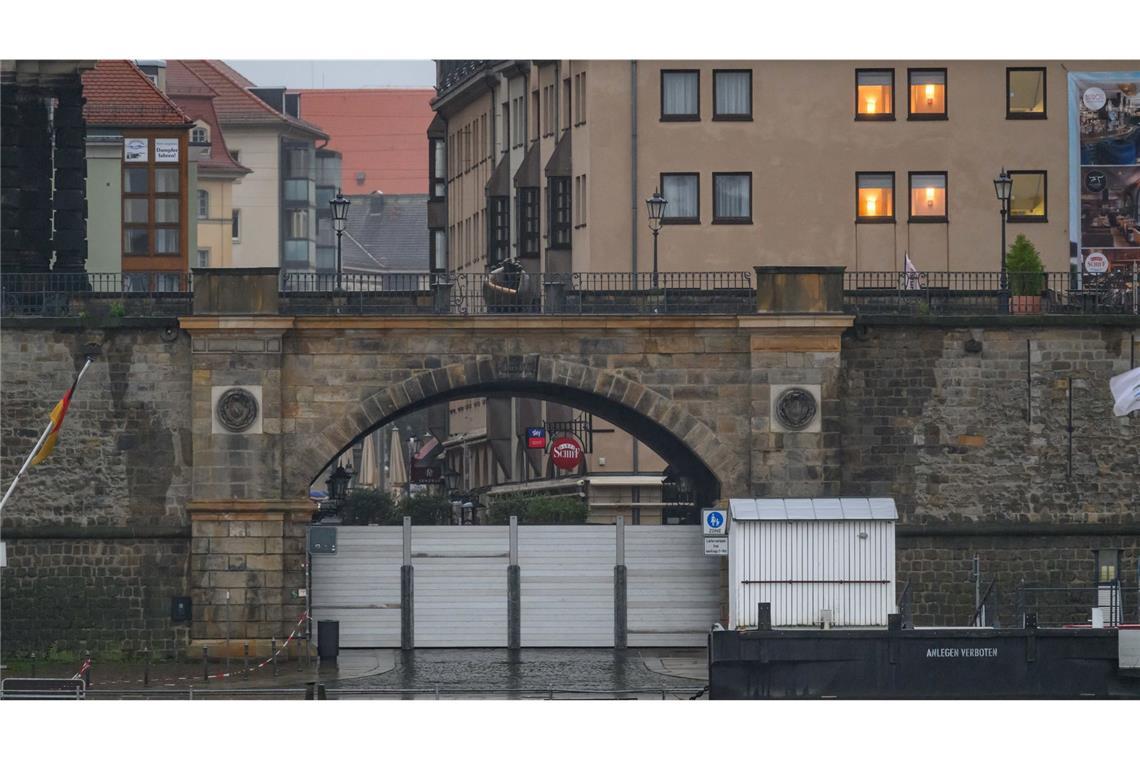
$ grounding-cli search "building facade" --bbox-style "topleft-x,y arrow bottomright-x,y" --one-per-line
82,60 -> 195,282
428,59 -> 1140,523
169,61 -> 329,272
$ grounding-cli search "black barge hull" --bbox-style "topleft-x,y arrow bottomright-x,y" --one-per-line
709,628 -> 1139,699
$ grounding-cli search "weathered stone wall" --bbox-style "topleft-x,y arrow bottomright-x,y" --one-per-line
0,323 -> 193,657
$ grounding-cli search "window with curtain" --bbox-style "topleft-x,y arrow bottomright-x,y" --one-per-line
196,249 -> 210,268
856,172 -> 895,221
909,172 -> 948,221
661,173 -> 699,223
430,138 -> 446,198
856,69 -> 894,119
712,173 -> 751,223
197,189 -> 209,219
431,228 -> 447,272
714,70 -> 752,119
908,69 -> 947,119
548,177 -> 571,248
1007,67 -> 1046,119
661,70 -> 700,120
1009,171 -> 1047,221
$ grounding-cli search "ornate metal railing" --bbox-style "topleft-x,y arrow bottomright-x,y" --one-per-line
1,272 -> 193,318
844,269 -> 1139,315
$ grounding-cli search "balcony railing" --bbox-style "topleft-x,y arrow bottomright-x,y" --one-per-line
1,272 -> 193,318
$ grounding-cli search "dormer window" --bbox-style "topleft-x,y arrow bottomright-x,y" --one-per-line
190,124 -> 210,145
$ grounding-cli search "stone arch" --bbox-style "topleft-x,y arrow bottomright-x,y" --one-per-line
291,354 -> 745,506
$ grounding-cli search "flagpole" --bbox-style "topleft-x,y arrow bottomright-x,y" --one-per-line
0,357 -> 94,514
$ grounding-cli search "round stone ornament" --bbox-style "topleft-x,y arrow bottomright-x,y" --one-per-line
775,387 -> 817,431
216,388 -> 259,432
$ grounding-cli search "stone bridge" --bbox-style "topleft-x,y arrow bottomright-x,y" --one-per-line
1,268 -> 1138,655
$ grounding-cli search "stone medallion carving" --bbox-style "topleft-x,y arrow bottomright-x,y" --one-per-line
774,387 -> 818,431
216,388 -> 259,433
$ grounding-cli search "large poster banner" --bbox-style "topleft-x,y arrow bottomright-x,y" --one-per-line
1069,72 -> 1140,273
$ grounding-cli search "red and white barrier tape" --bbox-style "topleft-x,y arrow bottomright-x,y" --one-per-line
73,612 -> 311,688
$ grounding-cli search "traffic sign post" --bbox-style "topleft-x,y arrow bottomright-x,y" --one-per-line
702,508 -> 728,555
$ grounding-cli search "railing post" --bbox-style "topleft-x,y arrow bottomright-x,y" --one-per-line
202,646 -> 208,682
614,516 -> 627,649
143,647 -> 150,686
507,515 -> 520,651
271,638 -> 278,677
243,642 -> 250,680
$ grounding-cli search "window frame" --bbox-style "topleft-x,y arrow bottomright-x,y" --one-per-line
660,69 -> 701,122
906,67 -> 949,121
907,171 -> 949,223
547,176 -> 572,249
1007,170 -> 1048,223
429,137 -> 447,199
231,209 -> 241,241
516,187 -> 540,258
711,171 -> 752,225
855,171 -> 897,224
196,248 -> 210,269
1006,66 -> 1047,120
1095,549 -> 1120,584
659,172 -> 701,225
197,189 -> 209,220
712,69 -> 753,121
854,68 -> 895,122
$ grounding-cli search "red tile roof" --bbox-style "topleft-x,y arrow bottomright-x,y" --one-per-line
170,60 -> 327,139
82,60 -> 193,129
166,61 -> 250,177
294,89 -> 434,194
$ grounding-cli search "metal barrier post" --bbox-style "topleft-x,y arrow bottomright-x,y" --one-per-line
30,652 -> 36,678
243,643 -> 250,680
202,646 -> 208,682
83,651 -> 92,688
271,637 -> 278,677
296,638 -> 303,671
143,647 -> 150,687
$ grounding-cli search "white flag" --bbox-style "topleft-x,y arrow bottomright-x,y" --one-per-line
1110,366 -> 1140,417
904,255 -> 921,290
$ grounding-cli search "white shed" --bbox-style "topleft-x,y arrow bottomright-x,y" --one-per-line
728,498 -> 898,629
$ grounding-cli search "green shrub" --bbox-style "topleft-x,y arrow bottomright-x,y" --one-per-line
109,301 -> 126,318
487,495 -> 587,525
396,493 -> 454,525
1006,234 -> 1045,296
340,488 -> 396,526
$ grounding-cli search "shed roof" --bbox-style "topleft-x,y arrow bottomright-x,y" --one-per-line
729,498 -> 897,521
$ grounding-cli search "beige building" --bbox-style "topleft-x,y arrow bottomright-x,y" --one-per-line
429,59 -> 1140,523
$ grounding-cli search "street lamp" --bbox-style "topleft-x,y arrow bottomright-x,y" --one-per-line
329,188 -> 351,291
993,168 -> 1013,305
314,464 -> 351,523
645,189 -> 668,288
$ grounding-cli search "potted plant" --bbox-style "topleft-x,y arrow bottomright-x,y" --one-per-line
1006,234 -> 1045,313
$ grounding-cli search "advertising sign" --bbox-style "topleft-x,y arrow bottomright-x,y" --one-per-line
1070,71 -> 1140,273
155,138 -> 179,162
526,427 -> 546,450
124,137 -> 148,162
549,436 -> 583,471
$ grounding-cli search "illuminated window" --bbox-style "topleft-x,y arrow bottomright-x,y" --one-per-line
661,70 -> 700,121
909,172 -> 947,221
1007,67 -> 1046,119
1009,171 -> 1047,222
856,69 -> 894,120
1095,549 -> 1119,583
856,172 -> 895,222
908,68 -> 947,119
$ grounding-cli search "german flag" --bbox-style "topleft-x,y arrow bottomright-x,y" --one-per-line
30,363 -> 87,466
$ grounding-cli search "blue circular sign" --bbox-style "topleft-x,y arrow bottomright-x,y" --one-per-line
706,511 -> 724,529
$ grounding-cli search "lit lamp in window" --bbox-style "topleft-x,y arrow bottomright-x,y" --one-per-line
857,173 -> 894,221
865,96 -> 877,115
925,84 -> 936,107
926,187 -> 935,208
865,194 -> 878,216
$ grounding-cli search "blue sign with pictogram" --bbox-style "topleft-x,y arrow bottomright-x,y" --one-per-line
702,508 -> 727,536
526,427 -> 547,450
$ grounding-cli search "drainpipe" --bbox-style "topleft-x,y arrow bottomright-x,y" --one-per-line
630,60 -> 640,477
630,60 -> 638,276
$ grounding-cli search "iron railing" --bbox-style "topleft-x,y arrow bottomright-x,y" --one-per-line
1,272 -> 193,318
280,271 -> 756,316
0,684 -> 706,700
1015,582 -> 1139,628
844,270 -> 1139,315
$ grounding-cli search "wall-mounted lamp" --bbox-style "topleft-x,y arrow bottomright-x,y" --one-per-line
865,97 -> 877,114
925,84 -> 935,106
926,187 -> 935,207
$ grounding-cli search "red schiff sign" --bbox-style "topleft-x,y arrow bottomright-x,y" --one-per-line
549,436 -> 583,471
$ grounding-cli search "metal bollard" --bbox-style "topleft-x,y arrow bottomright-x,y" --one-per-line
30,652 -> 36,678
296,639 -> 303,672
202,645 -> 208,683
83,650 -> 92,688
243,643 -> 250,680
304,636 -> 311,669
144,647 -> 150,687
271,637 -> 278,677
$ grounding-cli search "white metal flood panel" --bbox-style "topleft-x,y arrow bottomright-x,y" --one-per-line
626,526 -> 721,647
413,526 -> 510,647
729,519 -> 896,628
518,526 -> 615,647
310,527 -> 403,648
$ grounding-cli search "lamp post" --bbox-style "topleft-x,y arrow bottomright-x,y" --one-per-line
645,189 -> 667,288
316,464 -> 351,523
993,168 -> 1013,308
329,189 -> 351,291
